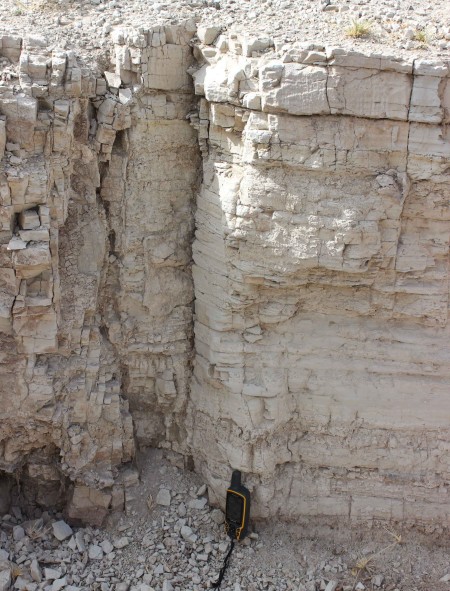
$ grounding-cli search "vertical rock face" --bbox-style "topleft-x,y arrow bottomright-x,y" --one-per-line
99,25 -> 200,451
1,26 -> 450,527
189,42 -> 450,524
0,33 -> 136,518
0,25 -> 199,521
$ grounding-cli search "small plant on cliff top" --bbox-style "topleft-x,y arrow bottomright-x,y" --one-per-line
13,0 -> 60,11
13,0 -> 28,11
345,19 -> 372,39
412,29 -> 428,46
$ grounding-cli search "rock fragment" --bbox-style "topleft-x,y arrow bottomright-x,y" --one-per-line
44,568 -> 62,581
196,484 -> 207,496
156,489 -> 171,507
210,509 -> 225,525
52,521 -> 73,541
0,570 -> 11,591
30,560 -> 41,583
197,26 -> 221,45
88,544 -> 104,560
75,531 -> 86,552
100,539 -> 114,554
188,497 -> 207,510
52,577 -> 67,591
12,525 -> 25,541
180,525 -> 197,544
114,537 -> 129,549
372,574 -> 384,587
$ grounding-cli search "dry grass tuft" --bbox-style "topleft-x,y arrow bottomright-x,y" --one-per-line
10,564 -> 23,579
345,19 -> 372,39
25,519 -> 48,541
412,29 -> 428,46
351,525 -> 403,590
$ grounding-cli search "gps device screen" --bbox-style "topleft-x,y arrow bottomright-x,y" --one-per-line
226,492 -> 244,523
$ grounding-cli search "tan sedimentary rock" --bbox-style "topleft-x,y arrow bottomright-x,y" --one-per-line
1,25 -> 450,528
188,36 -> 450,525
0,25 -> 198,519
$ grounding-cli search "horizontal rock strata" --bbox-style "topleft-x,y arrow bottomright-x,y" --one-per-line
188,37 -> 450,524
1,25 -> 450,527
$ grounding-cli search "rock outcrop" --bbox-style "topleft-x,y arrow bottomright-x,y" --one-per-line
1,25 -> 450,527
189,39 -> 450,524
0,25 -> 199,523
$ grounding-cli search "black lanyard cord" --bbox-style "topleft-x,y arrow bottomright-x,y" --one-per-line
212,538 -> 235,589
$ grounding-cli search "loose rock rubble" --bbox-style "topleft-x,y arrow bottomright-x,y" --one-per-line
1,450 -> 450,591
1,0 -> 450,63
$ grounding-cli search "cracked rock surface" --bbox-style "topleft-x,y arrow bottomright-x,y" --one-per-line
1,0 -> 450,538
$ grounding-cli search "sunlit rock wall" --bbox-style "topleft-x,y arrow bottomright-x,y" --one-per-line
189,40 -> 450,525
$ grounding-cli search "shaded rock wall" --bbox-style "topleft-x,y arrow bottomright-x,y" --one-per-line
1,26 -> 450,527
0,35 -> 136,521
0,26 -> 199,522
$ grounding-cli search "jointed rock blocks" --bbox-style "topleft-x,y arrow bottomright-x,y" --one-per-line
1,25 -> 450,527
0,26 -> 197,521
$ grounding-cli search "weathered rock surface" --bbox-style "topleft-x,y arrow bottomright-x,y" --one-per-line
1,23 -> 450,529
0,25 -> 198,522
188,36 -> 450,524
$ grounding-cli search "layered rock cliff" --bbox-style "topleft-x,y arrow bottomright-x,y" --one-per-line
1,24 -> 450,527
189,41 -> 450,524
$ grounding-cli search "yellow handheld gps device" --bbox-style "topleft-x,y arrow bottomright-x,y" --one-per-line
225,470 -> 250,541
212,470 -> 251,588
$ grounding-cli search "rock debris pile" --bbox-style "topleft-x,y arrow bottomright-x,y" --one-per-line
1,451 -> 450,591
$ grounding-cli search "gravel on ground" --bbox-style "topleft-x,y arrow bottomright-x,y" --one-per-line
2,449 -> 450,591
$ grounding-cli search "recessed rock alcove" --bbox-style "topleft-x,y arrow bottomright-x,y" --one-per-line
1,21 -> 450,533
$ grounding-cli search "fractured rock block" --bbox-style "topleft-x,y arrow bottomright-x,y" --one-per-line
12,243 -> 51,279
409,75 -> 444,123
67,485 -> 111,526
243,36 -> 274,57
407,123 -> 450,179
96,125 -> 116,145
144,44 -> 193,91
19,209 -> 40,230
197,26 -> 222,46
7,237 -> 28,250
260,63 -> 329,116
327,67 -> 411,120
27,54 -> 49,79
210,103 -> 235,128
19,229 -> 50,242
104,71 -> 122,89
0,35 -> 22,62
